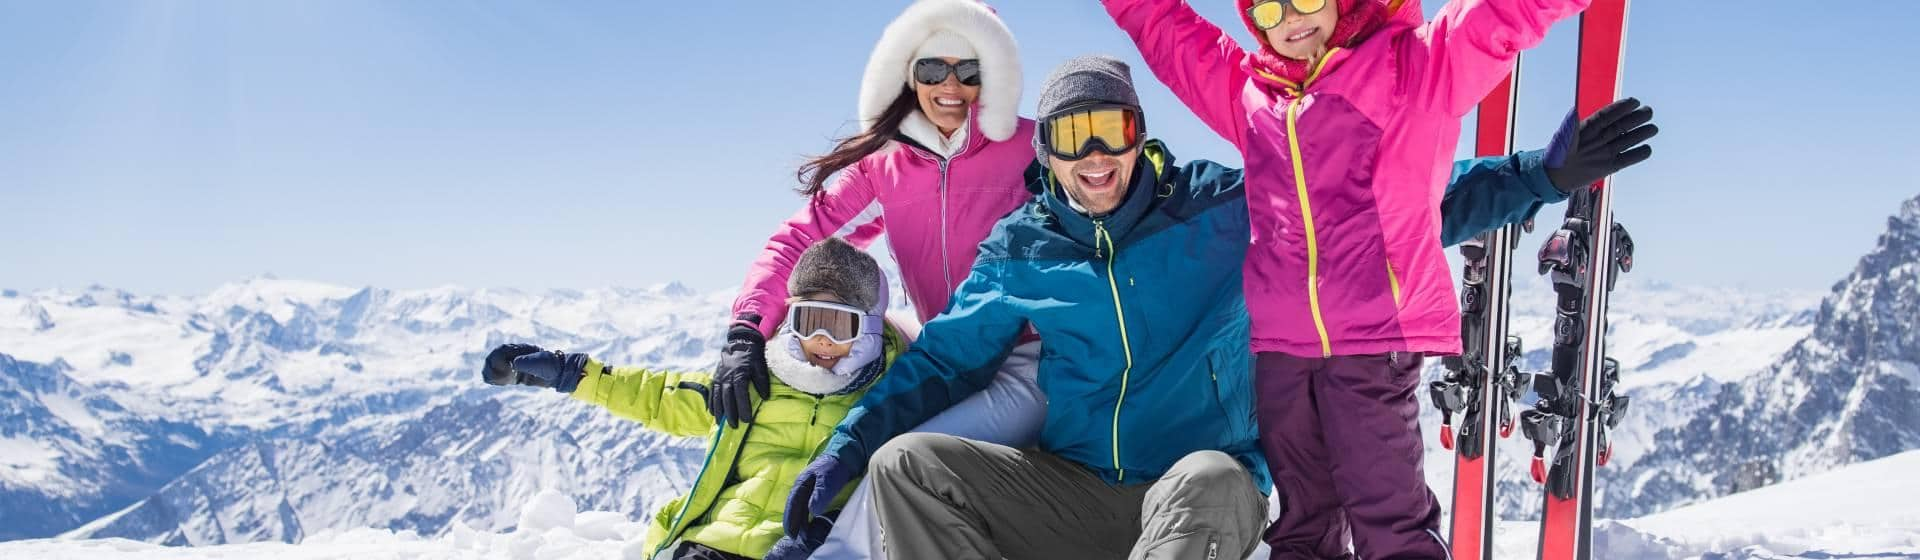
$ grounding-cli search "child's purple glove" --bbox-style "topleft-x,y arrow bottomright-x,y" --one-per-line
783,455 -> 853,538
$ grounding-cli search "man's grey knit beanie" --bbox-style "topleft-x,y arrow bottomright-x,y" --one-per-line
1033,55 -> 1143,161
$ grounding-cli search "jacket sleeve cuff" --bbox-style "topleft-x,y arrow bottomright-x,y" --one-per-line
1518,149 -> 1570,204
732,304 -> 777,337
570,358 -> 612,405
822,432 -> 867,477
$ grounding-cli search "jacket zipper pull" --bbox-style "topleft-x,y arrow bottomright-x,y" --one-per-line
1093,220 -> 1106,259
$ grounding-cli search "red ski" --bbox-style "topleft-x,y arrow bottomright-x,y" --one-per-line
1525,1 -> 1636,559
1430,58 -> 1525,560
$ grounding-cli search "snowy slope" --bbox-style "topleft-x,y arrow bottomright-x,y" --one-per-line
8,451 -> 1918,560
1488,449 -> 1920,559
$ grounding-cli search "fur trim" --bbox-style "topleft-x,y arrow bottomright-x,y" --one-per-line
858,0 -> 1021,142
768,332 -> 885,396
768,333 -> 859,395
914,30 -> 976,60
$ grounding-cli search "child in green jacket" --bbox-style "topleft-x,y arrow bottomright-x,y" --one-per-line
480,237 -> 902,560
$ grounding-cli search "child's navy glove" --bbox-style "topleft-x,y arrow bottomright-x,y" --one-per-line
1545,97 -> 1659,193
511,350 -> 591,393
710,314 -> 772,428
783,455 -> 853,538
482,344 -> 543,386
763,514 -> 836,560
479,344 -> 592,394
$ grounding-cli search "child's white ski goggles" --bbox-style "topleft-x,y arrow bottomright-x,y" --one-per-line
783,300 -> 879,344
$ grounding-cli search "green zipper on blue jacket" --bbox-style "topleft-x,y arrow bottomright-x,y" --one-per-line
1093,220 -> 1134,483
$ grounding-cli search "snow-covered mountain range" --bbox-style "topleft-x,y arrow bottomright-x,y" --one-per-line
0,281 -> 728,543
1417,276 -> 1820,522
1617,194 -> 1920,516
2,194 -> 1916,550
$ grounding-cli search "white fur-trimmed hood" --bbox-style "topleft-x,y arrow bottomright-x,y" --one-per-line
858,0 -> 1022,143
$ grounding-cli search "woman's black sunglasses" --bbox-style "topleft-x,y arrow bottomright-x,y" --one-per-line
913,58 -> 982,86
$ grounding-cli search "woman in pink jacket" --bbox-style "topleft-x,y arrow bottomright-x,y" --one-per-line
716,2 -> 1042,559
1102,0 -> 1591,558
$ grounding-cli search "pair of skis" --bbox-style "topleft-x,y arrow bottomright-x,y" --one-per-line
1431,1 -> 1636,559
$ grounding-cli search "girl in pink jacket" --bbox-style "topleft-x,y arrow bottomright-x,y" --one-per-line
1103,0 -> 1589,558
721,2 -> 1044,559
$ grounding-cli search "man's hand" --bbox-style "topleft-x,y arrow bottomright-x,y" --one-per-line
764,515 -> 835,560
1545,97 -> 1659,193
783,455 -> 853,538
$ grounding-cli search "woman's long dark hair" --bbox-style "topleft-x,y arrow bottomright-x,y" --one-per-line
797,87 -> 920,196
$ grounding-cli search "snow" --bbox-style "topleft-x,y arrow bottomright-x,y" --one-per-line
0,436 -> 62,487
1887,359 -> 1920,389
203,276 -> 358,326
518,490 -> 578,532
1488,450 -> 1920,559
39,391 -> 107,436
1625,451 -> 1920,555
7,451 -> 1919,559
2,500 -> 650,560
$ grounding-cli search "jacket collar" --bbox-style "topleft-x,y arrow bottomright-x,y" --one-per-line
1025,140 -> 1174,250
894,111 -> 988,161
898,111 -> 973,159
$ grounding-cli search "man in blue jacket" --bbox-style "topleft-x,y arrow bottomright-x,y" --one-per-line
777,56 -> 1651,560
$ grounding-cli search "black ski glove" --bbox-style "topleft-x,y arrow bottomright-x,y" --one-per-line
710,314 -> 771,428
1544,97 -> 1659,193
482,343 -> 544,386
480,343 -> 591,393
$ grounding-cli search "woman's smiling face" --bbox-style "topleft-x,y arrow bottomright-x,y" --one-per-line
915,57 -> 981,134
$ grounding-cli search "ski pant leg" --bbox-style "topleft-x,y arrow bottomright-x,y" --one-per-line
867,433 -> 1141,560
1314,353 -> 1447,560
811,341 -> 1046,560
1255,352 -> 1355,560
1131,450 -> 1270,560
811,475 -> 886,560
895,340 -> 1046,445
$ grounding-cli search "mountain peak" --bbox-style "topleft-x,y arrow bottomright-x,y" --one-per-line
1625,193 -> 1920,517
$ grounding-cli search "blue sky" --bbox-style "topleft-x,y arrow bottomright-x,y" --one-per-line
2,1 -> 1916,295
